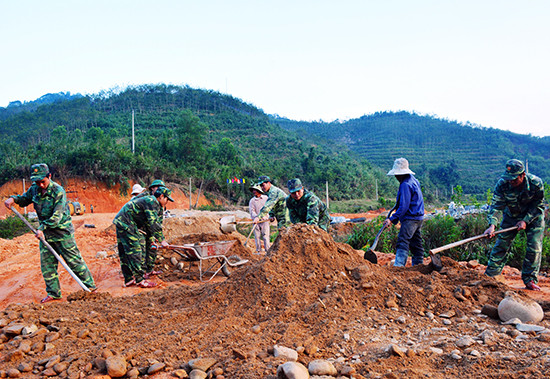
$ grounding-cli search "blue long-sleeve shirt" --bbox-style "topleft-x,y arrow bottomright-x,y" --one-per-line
389,175 -> 424,224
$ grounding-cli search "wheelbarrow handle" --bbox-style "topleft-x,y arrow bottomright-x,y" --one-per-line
9,206 -> 91,292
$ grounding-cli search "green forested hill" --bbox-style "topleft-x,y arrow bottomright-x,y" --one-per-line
0,84 -> 393,202
273,112 -> 550,196
2,86 -> 548,203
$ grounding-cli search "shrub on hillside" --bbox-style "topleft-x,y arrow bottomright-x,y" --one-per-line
0,215 -> 30,239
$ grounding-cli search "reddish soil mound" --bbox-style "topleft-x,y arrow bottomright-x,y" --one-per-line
2,223 -> 550,378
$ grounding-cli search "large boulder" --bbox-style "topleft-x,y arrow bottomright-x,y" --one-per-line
498,291 -> 544,323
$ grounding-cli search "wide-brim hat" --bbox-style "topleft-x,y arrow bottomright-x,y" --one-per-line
387,158 -> 415,176
131,184 -> 145,195
249,184 -> 264,194
501,159 -> 525,181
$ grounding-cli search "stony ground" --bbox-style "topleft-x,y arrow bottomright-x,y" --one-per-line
1,210 -> 550,378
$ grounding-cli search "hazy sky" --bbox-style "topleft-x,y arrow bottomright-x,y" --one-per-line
2,0 -> 549,136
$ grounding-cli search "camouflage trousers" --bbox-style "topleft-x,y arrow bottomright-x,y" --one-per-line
116,227 -> 145,283
485,214 -> 545,285
40,236 -> 96,298
141,233 -> 158,274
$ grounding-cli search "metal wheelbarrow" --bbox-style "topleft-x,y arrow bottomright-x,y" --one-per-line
165,240 -> 248,282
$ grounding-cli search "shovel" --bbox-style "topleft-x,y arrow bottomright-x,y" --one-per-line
219,215 -> 269,233
9,206 -> 91,292
429,226 -> 519,262
363,205 -> 397,264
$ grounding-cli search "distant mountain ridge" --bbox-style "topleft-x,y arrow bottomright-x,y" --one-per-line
272,112 -> 550,195
0,92 -> 83,120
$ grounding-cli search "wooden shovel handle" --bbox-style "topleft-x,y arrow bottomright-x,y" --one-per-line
430,226 -> 518,255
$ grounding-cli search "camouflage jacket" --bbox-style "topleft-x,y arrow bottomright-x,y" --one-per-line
258,185 -> 289,224
11,181 -> 74,241
487,173 -> 545,226
113,195 -> 165,242
286,190 -> 330,231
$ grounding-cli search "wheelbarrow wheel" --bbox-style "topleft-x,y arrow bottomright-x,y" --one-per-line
221,255 -> 244,277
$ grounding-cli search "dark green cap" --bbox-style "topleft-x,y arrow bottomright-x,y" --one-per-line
30,163 -> 49,182
154,186 -> 174,202
149,179 -> 166,189
287,178 -> 303,193
502,159 -> 525,181
257,176 -> 271,184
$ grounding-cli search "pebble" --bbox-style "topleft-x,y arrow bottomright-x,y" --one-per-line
456,336 -> 476,348
173,369 -> 189,378
389,344 -> 406,357
308,359 -> 337,376
6,368 -> 21,378
516,324 -> 546,333
273,345 -> 298,361
189,369 -> 207,379
189,358 -> 217,372
148,362 -> 165,374
429,347 -> 443,355
105,355 -> 127,377
276,362 -> 309,379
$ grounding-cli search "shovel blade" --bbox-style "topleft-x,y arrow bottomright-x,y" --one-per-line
363,249 -> 378,264
430,252 -> 443,272
219,215 -> 236,233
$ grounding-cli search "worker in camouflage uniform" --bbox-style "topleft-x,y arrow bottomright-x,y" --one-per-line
483,159 -> 545,291
286,178 -> 330,231
254,176 -> 289,228
4,163 -> 96,303
133,179 -> 166,278
113,186 -> 173,288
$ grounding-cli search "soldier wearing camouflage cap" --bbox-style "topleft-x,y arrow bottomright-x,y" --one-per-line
4,163 -> 96,303
285,178 -> 330,231
113,186 -> 174,288
255,176 -> 290,228
134,179 -> 166,199
131,179 -> 167,274
483,159 -> 545,291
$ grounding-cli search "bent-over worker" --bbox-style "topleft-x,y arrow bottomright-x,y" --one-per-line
286,178 -> 330,231
113,186 -> 173,288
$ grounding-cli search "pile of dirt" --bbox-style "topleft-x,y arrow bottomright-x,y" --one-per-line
2,223 -> 549,378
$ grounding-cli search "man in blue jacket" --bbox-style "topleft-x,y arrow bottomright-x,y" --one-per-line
383,158 -> 425,267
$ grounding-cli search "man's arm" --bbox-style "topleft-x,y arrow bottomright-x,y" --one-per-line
486,183 -> 507,226
305,196 -> 321,225
389,183 -> 410,225
522,177 -> 545,225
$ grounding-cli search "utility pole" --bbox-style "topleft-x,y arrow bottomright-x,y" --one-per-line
189,178 -> 192,209
23,179 -> 27,215
375,179 -> 379,201
131,110 -> 135,154
325,181 -> 329,209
